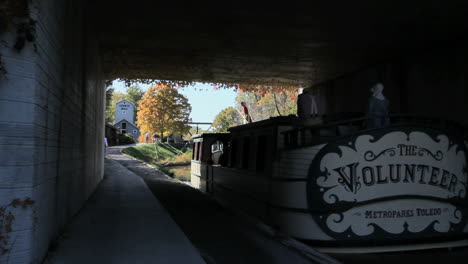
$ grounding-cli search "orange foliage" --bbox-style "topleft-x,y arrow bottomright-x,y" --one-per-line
136,84 -> 191,139
236,84 -> 301,94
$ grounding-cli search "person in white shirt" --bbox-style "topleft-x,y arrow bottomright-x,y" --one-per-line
104,137 -> 108,156
367,83 -> 390,128
145,132 -> 150,143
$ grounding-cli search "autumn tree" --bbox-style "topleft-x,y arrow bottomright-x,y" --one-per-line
235,89 -> 298,121
256,92 -> 297,117
212,107 -> 242,132
137,85 -> 191,140
106,91 -> 126,124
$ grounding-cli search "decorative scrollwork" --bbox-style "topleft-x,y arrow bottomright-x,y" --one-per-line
454,209 -> 462,220
364,148 -> 396,161
326,194 -> 339,204
418,148 -> 443,161
330,213 -> 345,224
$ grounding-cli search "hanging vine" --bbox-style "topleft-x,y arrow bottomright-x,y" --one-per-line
0,0 -> 36,75
110,77 -> 302,94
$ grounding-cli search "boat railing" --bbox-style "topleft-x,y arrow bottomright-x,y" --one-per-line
282,114 -> 468,149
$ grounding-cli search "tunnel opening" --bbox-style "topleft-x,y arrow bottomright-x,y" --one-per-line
2,1 -> 468,263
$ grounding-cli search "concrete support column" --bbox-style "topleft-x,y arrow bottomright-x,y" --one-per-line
0,0 -> 105,262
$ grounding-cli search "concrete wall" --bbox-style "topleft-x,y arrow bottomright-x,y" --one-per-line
0,0 -> 105,263
313,45 -> 468,126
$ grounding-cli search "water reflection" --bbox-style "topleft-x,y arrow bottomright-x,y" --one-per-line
168,165 -> 191,182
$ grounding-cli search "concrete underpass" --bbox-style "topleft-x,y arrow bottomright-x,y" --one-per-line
1,0 -> 468,263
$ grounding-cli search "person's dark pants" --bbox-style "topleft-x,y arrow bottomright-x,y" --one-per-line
369,117 -> 390,129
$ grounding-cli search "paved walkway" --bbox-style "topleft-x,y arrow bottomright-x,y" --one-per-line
44,155 -> 205,264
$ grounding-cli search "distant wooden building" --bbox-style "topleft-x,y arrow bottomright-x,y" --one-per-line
114,99 -> 141,142
114,119 -> 140,141
115,100 -> 136,124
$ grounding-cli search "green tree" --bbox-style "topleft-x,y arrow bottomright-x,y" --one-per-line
105,87 -> 114,123
137,85 -> 191,140
212,107 -> 242,132
126,84 -> 144,107
113,92 -> 126,104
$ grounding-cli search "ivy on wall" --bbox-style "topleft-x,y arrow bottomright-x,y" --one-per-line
0,0 -> 36,75
0,198 -> 35,258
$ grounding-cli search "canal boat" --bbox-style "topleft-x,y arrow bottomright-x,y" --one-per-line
191,114 -> 468,253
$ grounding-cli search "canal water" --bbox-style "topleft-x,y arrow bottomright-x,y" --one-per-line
167,165 -> 191,182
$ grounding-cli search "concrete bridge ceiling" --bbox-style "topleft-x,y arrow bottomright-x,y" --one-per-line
93,1 -> 468,89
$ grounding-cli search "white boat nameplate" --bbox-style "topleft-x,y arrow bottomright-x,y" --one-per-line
308,130 -> 468,241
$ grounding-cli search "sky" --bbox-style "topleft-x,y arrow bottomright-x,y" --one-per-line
111,80 -> 238,130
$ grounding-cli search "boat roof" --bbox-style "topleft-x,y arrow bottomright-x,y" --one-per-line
228,115 -> 298,132
191,133 -> 230,140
